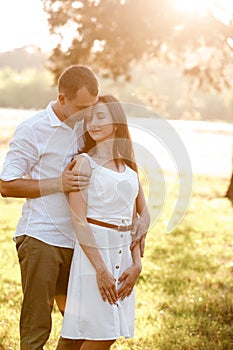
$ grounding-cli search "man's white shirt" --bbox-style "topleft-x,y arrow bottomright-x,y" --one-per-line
1,102 -> 83,248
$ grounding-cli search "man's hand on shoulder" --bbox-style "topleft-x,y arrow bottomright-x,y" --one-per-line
61,156 -> 91,193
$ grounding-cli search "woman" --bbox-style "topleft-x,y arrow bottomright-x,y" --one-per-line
57,95 -> 149,350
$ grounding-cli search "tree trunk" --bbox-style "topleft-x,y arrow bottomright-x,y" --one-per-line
225,145 -> 233,203
225,173 -> 233,202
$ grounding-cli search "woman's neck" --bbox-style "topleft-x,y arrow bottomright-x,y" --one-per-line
92,141 -> 114,161
89,142 -> 125,172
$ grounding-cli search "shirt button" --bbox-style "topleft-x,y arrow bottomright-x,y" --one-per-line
118,250 -> 122,254
115,265 -> 120,269
120,234 -> 124,238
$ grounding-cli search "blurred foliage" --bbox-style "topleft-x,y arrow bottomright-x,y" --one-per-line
42,0 -> 233,92
0,66 -> 56,109
0,47 -> 45,71
0,47 -> 232,121
0,47 -> 56,109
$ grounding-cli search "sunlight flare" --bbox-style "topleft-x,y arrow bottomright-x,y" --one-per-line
173,0 -> 233,23
172,0 -> 210,14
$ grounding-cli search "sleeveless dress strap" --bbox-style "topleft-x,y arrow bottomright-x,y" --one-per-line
79,153 -> 97,169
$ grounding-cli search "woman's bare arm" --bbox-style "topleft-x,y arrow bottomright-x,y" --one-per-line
69,155 -> 118,304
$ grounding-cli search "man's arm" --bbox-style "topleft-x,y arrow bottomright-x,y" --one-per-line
0,159 -> 89,198
131,181 -> 150,257
0,120 -> 90,199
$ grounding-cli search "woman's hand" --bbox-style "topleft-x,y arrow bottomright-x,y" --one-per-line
96,267 -> 118,304
117,264 -> 142,300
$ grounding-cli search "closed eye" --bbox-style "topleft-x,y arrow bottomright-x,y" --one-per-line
97,112 -> 106,119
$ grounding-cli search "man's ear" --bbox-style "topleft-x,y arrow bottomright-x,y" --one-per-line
58,93 -> 66,105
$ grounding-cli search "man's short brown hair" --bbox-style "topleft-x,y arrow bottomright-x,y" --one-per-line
58,65 -> 99,100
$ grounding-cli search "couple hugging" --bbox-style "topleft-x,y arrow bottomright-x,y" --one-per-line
0,65 -> 150,350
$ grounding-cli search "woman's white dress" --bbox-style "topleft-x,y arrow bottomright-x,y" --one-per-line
61,154 -> 139,340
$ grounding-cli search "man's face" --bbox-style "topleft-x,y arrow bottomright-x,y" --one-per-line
62,86 -> 98,121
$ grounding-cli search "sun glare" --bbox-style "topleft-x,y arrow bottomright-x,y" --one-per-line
173,0 -> 233,23
0,0 -> 50,52
173,0 -> 210,14
0,0 -> 232,53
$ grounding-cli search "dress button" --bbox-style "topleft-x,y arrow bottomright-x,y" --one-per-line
115,265 -> 120,269
120,233 -> 124,238
118,250 -> 122,254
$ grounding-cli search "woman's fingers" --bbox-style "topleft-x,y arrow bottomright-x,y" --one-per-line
96,269 -> 119,304
119,286 -> 133,300
100,287 -> 107,302
109,285 -> 118,303
105,289 -> 114,304
103,287 -> 118,304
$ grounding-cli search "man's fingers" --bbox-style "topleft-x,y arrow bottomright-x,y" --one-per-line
130,239 -> 139,251
67,174 -> 87,181
66,158 -> 76,170
75,175 -> 90,183
65,176 -> 90,192
131,234 -> 146,255
131,221 -> 139,236
140,235 -> 146,257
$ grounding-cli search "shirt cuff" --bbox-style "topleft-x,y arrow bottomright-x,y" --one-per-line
0,164 -> 25,181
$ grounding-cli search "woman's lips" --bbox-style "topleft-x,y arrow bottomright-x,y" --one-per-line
90,129 -> 102,133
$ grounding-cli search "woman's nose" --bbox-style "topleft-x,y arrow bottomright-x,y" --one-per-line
90,114 -> 98,126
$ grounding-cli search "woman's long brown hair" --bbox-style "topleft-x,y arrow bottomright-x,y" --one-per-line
79,95 -> 138,173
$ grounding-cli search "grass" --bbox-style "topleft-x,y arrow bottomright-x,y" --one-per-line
0,174 -> 232,349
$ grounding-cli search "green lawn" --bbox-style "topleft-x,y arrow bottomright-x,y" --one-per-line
0,175 -> 233,349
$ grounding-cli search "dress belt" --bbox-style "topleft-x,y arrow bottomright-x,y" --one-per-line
86,218 -> 133,232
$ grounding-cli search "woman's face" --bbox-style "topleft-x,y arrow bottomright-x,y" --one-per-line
85,102 -> 115,143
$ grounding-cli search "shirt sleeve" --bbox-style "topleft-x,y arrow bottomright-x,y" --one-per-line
0,122 -> 39,181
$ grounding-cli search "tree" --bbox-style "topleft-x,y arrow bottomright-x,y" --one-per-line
225,145 -> 233,203
42,0 -> 233,198
42,0 -> 233,90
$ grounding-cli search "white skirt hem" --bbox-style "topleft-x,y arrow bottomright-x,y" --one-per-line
60,335 -> 134,340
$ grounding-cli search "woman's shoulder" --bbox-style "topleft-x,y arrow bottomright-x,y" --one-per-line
72,153 -> 93,175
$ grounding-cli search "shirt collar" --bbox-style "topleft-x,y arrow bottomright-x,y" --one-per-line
46,101 -> 82,131
47,101 -> 63,127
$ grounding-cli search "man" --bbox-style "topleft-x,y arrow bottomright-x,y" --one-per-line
0,65 -> 149,349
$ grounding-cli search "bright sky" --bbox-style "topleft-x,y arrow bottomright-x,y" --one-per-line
0,0 -> 50,52
0,0 -> 232,53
